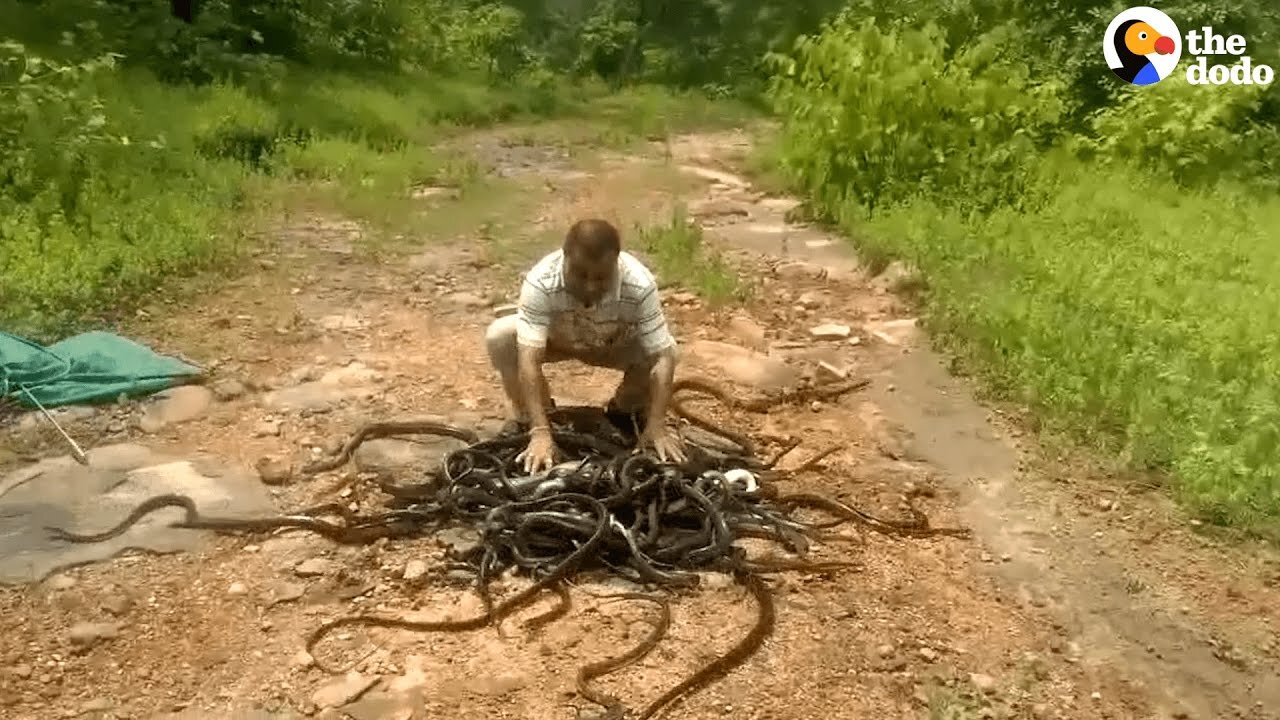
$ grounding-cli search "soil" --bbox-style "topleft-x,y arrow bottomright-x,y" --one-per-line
1,125 -> 1278,720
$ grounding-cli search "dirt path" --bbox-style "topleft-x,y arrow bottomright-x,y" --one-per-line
1,125 -> 1278,720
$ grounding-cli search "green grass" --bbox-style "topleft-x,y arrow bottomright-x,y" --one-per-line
813,153 -> 1280,535
0,44 -> 752,342
758,12 -> 1280,538
634,205 -> 747,305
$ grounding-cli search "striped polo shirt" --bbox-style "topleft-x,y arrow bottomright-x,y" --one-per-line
515,249 -> 675,356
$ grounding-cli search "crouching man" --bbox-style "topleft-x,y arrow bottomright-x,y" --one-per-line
484,218 -> 687,472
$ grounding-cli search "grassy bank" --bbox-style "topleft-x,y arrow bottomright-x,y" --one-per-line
0,50 -> 754,342
765,13 -> 1280,533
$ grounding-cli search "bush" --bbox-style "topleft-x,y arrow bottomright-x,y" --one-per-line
765,15 -> 1066,216
764,6 -> 1280,533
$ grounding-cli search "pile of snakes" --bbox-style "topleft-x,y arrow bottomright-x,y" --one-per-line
45,377 -> 969,719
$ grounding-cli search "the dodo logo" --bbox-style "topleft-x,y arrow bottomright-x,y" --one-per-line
1104,7 -> 1181,86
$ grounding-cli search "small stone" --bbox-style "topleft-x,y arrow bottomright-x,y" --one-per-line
1091,691 -> 1102,700
292,650 -> 316,668
810,400 -> 822,412
295,558 -> 337,577
1097,497 -> 1113,511
12,664 -> 32,679
809,323 -> 852,341
1031,704 -> 1050,719
725,315 -> 767,351
876,644 -> 894,658
228,582 -> 249,596
253,420 -> 282,437
969,673 -> 998,694
267,582 -> 306,606
256,455 -> 292,485
137,385 -> 214,432
101,595 -> 133,616
848,336 -> 862,346
402,560 -> 428,582
919,648 -> 938,662
68,622 -> 121,649
816,361 -> 848,381
46,575 -> 77,591
312,671 -> 379,708
210,378 -> 246,401
796,292 -> 822,309
81,698 -> 112,713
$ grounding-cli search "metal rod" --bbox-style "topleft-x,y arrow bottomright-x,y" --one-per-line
17,385 -> 88,465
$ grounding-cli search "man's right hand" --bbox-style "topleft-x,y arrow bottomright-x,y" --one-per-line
517,427 -> 558,473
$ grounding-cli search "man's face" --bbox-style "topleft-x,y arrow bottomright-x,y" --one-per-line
563,251 -> 617,306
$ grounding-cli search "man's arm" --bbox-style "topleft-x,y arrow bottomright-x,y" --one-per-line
644,345 -> 678,433
517,344 -> 552,433
634,283 -> 679,432
515,277 -> 553,433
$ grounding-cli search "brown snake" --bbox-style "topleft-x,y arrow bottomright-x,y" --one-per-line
300,420 -> 480,474
670,376 -> 870,455
574,592 -> 673,719
303,493 -> 610,674
43,493 -> 373,544
636,571 -> 776,720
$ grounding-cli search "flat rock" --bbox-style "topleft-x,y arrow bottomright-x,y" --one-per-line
312,671 -> 380,709
353,436 -> 468,475
68,621 -> 121,648
865,317 -> 921,346
295,558 -> 337,577
138,385 -> 214,432
259,363 -> 383,414
0,447 -> 275,584
809,323 -> 852,340
210,378 -> 246,401
684,340 -> 800,392
678,165 -> 749,187
724,315 -> 767,351
689,197 -> 752,221
466,671 -> 529,697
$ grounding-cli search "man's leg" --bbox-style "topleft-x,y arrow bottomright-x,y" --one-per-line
484,316 -> 553,427
605,343 -> 658,435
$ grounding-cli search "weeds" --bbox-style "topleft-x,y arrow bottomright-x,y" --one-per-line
635,205 -> 746,305
766,10 -> 1280,534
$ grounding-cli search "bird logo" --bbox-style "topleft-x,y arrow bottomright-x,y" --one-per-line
1104,7 -> 1182,86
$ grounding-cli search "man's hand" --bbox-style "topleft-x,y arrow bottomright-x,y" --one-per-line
517,427 -> 559,473
638,423 -> 687,464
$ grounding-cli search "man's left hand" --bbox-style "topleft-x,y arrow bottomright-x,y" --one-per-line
638,423 -> 687,464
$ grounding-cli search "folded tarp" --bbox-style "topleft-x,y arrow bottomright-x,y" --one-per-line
0,330 -> 201,409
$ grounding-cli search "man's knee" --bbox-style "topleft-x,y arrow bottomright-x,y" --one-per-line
485,315 -> 519,370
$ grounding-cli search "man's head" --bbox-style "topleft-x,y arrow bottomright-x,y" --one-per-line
562,218 -> 621,306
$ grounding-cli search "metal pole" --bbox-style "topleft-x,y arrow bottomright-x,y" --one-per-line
16,384 -> 89,466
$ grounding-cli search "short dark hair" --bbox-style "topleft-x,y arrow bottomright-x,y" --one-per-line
564,219 -> 621,263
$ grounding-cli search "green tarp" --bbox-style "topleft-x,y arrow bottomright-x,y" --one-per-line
0,330 -> 201,409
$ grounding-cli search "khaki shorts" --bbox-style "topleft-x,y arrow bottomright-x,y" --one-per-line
484,314 -> 655,413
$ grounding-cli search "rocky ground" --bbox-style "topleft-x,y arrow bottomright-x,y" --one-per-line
1,126 -> 1278,720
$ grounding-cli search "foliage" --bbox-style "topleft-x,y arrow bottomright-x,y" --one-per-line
765,14 -> 1066,215
764,3 -> 1280,532
636,206 -> 745,305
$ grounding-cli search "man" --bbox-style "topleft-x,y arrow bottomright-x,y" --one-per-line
484,218 -> 687,473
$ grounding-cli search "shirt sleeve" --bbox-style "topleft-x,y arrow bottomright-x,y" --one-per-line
515,277 -> 552,348
633,285 -> 676,356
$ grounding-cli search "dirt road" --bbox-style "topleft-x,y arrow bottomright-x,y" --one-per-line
1,125 -> 1277,720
